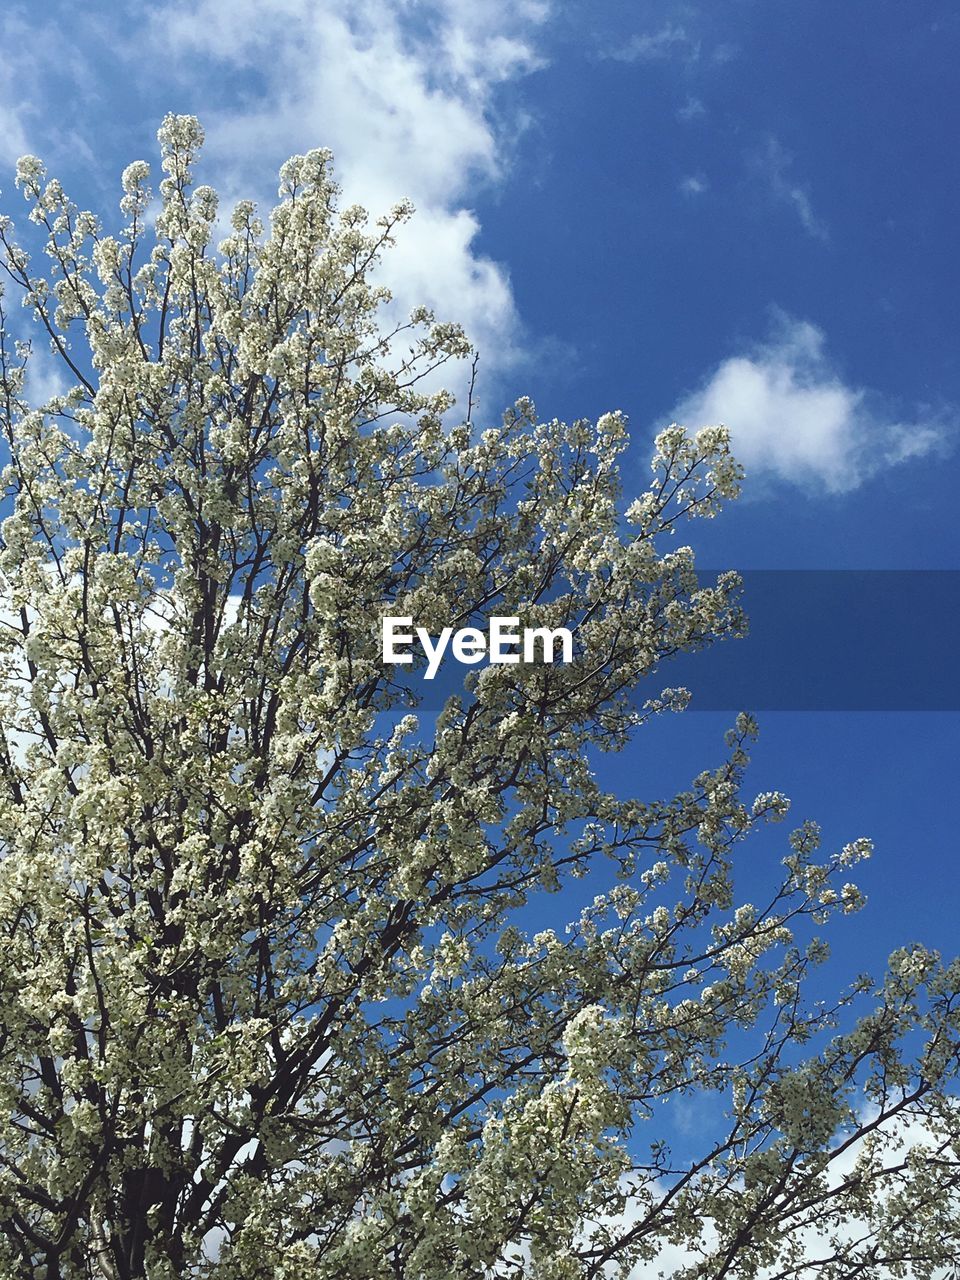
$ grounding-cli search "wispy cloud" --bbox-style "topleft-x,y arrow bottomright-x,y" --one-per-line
677,95 -> 706,121
680,173 -> 709,196
711,41 -> 739,65
0,12 -> 104,179
0,15 -> 34,167
756,135 -> 828,242
601,23 -> 699,65
668,313 -> 950,493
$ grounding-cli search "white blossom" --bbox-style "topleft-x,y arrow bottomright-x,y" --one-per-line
0,119 -> 955,1280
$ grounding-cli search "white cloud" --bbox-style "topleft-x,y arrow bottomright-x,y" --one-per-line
668,315 -> 948,493
602,23 -> 698,65
677,95 -> 706,121
137,0 -> 550,408
0,12 -> 105,180
0,15 -> 33,168
757,135 -> 828,242
0,99 -> 29,170
22,342 -> 71,407
711,41 -> 739,66
679,173 -> 708,196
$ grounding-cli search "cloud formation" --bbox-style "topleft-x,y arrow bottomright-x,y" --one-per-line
680,173 -> 709,196
669,315 -> 947,492
677,95 -> 706,121
603,23 -> 697,64
756,135 -> 828,242
0,15 -> 33,166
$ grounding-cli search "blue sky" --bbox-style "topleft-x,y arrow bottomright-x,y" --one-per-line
0,0 -> 957,970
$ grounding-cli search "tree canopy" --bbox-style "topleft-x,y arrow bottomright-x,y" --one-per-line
0,115 -> 957,1280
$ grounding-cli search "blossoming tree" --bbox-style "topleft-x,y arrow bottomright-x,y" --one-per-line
0,116 -> 957,1280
